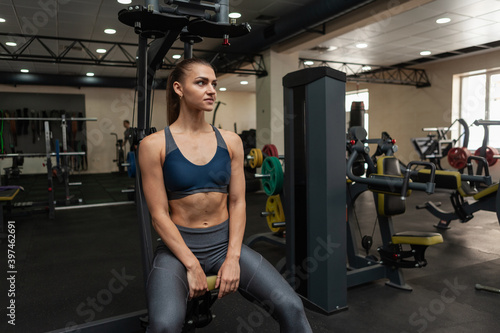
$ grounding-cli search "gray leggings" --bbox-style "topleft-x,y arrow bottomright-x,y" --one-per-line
146,220 -> 312,332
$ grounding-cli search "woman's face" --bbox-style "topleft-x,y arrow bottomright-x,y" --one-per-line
176,64 -> 217,112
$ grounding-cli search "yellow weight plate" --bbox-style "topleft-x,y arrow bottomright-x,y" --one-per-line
266,194 -> 286,232
249,148 -> 263,168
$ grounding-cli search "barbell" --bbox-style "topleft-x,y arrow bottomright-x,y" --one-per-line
246,144 -> 284,169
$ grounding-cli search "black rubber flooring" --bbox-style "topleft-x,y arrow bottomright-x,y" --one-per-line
1,174 -> 500,333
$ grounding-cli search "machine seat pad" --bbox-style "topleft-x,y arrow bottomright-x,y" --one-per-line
392,231 -> 443,246
206,275 -> 217,291
0,186 -> 23,201
419,169 -> 461,190
473,183 -> 499,200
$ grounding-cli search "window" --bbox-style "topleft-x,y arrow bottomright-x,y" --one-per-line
459,70 -> 500,149
346,89 -> 369,135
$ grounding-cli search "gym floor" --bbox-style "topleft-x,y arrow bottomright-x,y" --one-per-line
1,173 -> 500,333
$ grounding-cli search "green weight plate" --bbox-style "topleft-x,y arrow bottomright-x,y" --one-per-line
261,157 -> 283,196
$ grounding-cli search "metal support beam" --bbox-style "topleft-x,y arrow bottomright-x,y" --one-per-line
299,58 -> 431,88
0,33 -> 267,77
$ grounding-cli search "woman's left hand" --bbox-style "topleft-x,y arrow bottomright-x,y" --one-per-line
215,257 -> 240,299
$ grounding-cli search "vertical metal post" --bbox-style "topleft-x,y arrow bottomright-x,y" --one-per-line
283,67 -> 347,314
61,115 -> 70,205
184,40 -> 193,59
45,121 -> 55,219
137,35 -> 149,138
135,152 -> 154,287
216,0 -> 229,23
136,9 -> 153,287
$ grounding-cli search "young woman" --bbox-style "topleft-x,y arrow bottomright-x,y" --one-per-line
139,58 -> 312,332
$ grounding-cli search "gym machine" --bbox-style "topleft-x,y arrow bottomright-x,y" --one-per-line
283,67 -> 348,313
414,156 -> 496,229
346,127 -> 443,288
0,115 -> 94,219
282,67 -> 443,314
48,1 -> 250,332
411,118 -> 470,170
110,133 -> 125,173
415,119 -> 500,228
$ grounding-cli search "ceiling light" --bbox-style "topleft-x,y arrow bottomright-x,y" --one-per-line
228,12 -> 241,19
96,48 -> 107,53
327,46 -> 338,51
86,72 -> 95,77
436,17 -> 451,24
104,28 -> 116,34
219,87 -> 227,91
117,0 -> 132,4
304,60 -> 314,66
240,81 -> 249,85
0,18 -> 6,23
20,69 -> 29,73
6,42 -> 16,46
362,65 -> 371,71
172,54 -> 181,59
420,50 -> 431,56
356,43 -> 368,49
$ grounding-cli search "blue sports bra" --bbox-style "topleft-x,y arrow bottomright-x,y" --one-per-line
162,125 -> 231,200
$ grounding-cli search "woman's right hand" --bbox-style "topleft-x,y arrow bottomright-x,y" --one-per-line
186,263 -> 208,299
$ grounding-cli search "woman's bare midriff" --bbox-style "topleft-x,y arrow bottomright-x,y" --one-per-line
169,191 -> 229,228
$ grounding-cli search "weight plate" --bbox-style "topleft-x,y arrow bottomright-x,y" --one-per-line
474,146 -> 499,167
262,144 -> 279,158
447,147 -> 470,169
249,148 -> 263,169
265,194 -> 286,232
261,157 -> 283,196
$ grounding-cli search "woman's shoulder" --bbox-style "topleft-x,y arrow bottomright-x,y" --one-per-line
218,128 -> 242,147
217,128 -> 243,159
139,129 -> 165,151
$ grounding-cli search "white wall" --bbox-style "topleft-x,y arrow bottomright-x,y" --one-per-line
0,84 -> 255,175
347,48 -> 500,178
205,90 -> 256,133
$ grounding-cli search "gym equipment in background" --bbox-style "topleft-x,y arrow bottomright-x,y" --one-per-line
411,118 -> 470,170
110,133 -> 126,173
415,155 -> 496,229
470,120 -> 500,174
347,126 -> 443,287
0,115 -> 95,218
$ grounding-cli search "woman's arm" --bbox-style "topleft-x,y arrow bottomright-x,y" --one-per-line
216,131 -> 246,298
138,133 -> 208,298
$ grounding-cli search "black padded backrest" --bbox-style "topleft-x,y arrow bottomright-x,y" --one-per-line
376,157 -> 406,217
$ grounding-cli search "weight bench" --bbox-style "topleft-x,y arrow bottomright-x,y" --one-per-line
415,167 -> 498,228
0,186 -> 23,238
369,157 -> 443,269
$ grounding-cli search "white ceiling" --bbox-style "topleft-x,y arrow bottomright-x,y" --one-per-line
0,0 -> 500,92
299,0 -> 500,67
